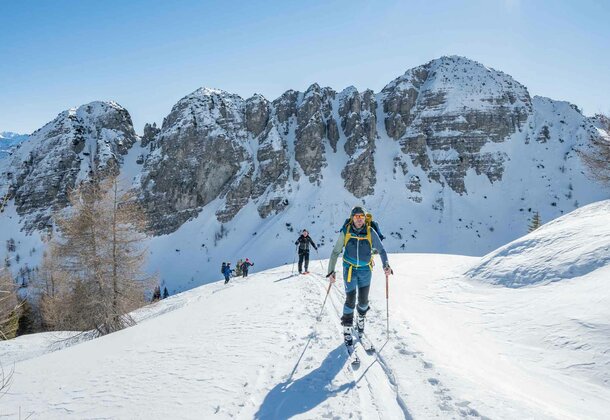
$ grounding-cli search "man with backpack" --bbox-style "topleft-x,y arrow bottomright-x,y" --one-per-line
222,262 -> 234,284
294,229 -> 318,274
326,206 -> 392,353
241,258 -> 254,277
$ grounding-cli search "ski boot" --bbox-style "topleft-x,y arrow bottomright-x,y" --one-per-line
356,314 -> 375,353
356,314 -> 366,335
343,325 -> 354,348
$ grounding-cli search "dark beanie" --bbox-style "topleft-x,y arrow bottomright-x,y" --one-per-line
350,206 -> 366,217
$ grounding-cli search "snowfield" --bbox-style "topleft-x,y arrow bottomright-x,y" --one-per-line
467,200 -> 610,287
1,201 -> 609,419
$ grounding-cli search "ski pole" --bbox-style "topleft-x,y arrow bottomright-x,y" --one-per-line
315,248 -> 324,271
385,272 -> 390,338
316,279 -> 333,321
291,245 -> 298,274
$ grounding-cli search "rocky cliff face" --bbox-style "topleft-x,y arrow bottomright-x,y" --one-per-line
138,56 -> 596,235
381,57 -> 531,195
1,101 -> 136,231
2,56 -> 608,289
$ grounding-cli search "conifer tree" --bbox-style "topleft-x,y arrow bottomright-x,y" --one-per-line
528,211 -> 542,232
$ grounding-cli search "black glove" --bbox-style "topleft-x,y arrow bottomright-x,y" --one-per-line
383,264 -> 393,275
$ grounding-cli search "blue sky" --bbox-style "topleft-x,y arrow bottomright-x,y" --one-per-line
1,0 -> 608,134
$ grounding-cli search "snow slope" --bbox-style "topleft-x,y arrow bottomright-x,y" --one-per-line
466,200 -> 610,287
2,251 -> 608,418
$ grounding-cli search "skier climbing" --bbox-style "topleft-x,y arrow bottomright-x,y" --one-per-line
235,259 -> 243,277
223,262 -> 234,284
241,258 -> 254,277
295,229 -> 318,274
326,206 -> 392,354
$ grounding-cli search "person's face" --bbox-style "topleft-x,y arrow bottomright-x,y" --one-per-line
352,214 -> 365,228
303,231 -> 308,236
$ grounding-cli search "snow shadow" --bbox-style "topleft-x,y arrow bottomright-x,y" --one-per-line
274,274 -> 299,282
254,344 -> 354,419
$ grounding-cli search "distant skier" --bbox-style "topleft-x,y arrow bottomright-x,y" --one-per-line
241,258 -> 254,277
295,229 -> 318,274
235,259 -> 243,277
223,262 -> 234,284
327,206 -> 392,352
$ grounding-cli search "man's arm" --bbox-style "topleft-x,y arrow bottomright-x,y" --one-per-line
308,236 -> 317,249
326,232 -> 345,276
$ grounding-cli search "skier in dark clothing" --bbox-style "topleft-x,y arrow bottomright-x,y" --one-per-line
223,262 -> 234,284
295,229 -> 318,274
241,258 -> 254,277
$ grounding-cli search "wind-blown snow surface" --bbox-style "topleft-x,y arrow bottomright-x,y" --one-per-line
2,254 -> 608,418
467,200 -> 610,287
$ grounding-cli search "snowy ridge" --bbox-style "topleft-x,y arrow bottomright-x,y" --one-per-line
466,199 -> 610,287
0,100 -> 137,234
382,55 -> 531,114
2,231 -> 609,418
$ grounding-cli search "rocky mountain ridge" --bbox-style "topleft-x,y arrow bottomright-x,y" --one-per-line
1,55 -> 608,290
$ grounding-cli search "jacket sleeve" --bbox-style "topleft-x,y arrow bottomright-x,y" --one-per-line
326,232 -> 345,275
371,229 -> 389,268
308,236 -> 317,249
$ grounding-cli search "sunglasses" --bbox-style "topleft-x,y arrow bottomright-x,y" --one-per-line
353,214 -> 365,220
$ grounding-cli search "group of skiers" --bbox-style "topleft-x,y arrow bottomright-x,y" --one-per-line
221,258 -> 254,284
217,205 -> 392,360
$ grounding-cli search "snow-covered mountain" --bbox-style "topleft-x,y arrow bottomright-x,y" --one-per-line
0,131 -> 29,159
0,101 -> 136,231
2,200 -> 609,419
1,56 -> 609,292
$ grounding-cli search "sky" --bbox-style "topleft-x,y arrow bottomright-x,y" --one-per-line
1,0 -> 608,134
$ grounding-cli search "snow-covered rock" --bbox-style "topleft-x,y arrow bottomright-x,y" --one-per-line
0,131 -> 29,159
466,199 -> 610,287
0,101 -> 137,231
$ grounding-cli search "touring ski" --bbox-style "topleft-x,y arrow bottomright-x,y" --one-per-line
357,331 -> 376,353
346,344 -> 361,367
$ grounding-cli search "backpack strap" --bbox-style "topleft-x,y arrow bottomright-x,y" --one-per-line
342,223 -> 374,282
